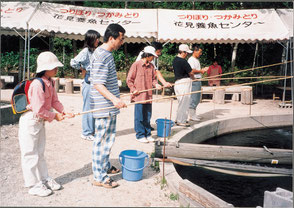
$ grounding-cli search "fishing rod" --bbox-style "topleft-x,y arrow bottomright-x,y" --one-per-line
74,76 -> 292,116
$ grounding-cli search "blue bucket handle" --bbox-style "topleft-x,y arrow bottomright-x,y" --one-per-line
119,154 -> 149,172
155,119 -> 174,127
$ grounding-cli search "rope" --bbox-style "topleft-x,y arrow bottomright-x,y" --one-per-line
74,76 -> 293,116
121,60 -> 293,98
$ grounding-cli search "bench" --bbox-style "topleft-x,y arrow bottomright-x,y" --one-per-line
0,75 -> 14,89
201,86 -> 253,104
52,77 -> 122,94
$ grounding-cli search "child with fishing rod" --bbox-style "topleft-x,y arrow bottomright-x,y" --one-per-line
127,46 -> 162,143
18,51 -> 74,197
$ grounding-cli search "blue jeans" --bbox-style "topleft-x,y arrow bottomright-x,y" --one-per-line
134,104 -> 152,139
189,81 -> 201,110
82,81 -> 95,136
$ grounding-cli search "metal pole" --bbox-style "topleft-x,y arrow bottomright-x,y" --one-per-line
282,41 -> 289,105
27,27 -> 30,79
23,29 -> 27,80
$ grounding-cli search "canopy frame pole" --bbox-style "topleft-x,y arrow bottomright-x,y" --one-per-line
13,29 -> 25,40
27,26 -> 31,79
30,30 -> 42,40
23,29 -> 27,81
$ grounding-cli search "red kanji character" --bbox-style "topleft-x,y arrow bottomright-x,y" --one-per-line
106,12 -> 113,18
16,8 -> 23,13
187,15 -> 193,20
5,8 -> 14,14
223,15 -> 232,20
194,15 -> 202,20
60,9 -> 68,13
243,14 -> 251,19
202,15 -> 208,20
124,13 -> 132,18
75,10 -> 84,16
251,14 -> 258,19
114,12 -> 122,18
96,12 -> 105,18
177,15 -> 186,20
133,12 -> 139,18
84,11 -> 91,16
214,15 -> 223,20
68,9 -> 76,15
233,14 -> 241,19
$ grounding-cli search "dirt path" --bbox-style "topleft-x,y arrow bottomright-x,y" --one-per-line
0,90 -> 292,206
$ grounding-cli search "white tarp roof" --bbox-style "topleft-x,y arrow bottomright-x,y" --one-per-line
0,2 -> 39,30
276,9 -> 293,38
157,9 -> 290,44
28,2 -> 157,42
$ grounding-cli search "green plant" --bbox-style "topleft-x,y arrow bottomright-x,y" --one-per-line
169,193 -> 179,201
1,51 -> 19,75
161,176 -> 167,189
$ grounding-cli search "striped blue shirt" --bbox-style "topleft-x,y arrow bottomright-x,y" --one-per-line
90,47 -> 120,118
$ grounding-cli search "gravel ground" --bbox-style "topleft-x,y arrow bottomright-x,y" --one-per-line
0,89 -> 292,206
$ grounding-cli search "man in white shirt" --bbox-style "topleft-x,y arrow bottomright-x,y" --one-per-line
188,45 -> 208,121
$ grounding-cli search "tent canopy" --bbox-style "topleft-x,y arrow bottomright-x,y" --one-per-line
28,2 -> 157,43
276,9 -> 293,38
1,2 -> 292,44
157,8 -> 290,44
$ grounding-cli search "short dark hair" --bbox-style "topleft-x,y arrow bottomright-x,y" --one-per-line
141,52 -> 154,58
151,41 -> 163,51
103,24 -> 126,43
84,30 -> 101,52
192,44 -> 201,52
35,71 -> 46,78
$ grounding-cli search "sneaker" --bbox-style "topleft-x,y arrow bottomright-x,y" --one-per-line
176,122 -> 190,127
28,182 -> 52,197
45,177 -> 62,191
196,115 -> 203,120
146,136 -> 155,142
137,137 -> 149,143
189,116 -> 201,122
81,134 -> 94,141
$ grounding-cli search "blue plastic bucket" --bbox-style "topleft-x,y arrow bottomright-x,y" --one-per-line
155,118 -> 174,137
119,150 -> 149,181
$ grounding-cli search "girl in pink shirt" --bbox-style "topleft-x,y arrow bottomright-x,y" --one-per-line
18,51 -> 74,197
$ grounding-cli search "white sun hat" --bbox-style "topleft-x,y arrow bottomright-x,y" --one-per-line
143,46 -> 158,57
36,51 -> 64,73
179,44 -> 193,53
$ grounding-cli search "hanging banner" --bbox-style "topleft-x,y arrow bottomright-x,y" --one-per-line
158,9 -> 290,43
28,2 -> 157,42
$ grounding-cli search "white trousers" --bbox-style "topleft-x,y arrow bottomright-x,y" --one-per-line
174,78 -> 192,124
18,111 -> 48,187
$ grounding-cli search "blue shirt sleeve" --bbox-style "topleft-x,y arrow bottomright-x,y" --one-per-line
70,48 -> 90,70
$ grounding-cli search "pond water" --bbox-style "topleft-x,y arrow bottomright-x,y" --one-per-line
175,127 -> 292,207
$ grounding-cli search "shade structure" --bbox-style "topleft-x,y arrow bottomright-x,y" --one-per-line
157,8 -> 290,44
276,9 -> 293,38
0,1 -> 39,31
28,2 -> 158,43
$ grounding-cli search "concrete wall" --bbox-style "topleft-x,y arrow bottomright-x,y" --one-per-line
161,114 -> 292,207
1,104 -> 20,125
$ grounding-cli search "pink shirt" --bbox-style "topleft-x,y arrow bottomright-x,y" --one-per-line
127,60 -> 158,103
27,76 -> 64,122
